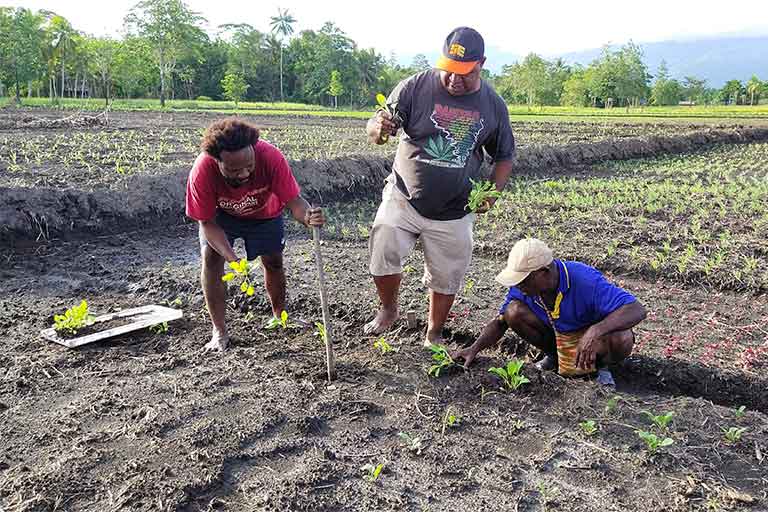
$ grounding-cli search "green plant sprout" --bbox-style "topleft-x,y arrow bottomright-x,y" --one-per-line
466,178 -> 502,212
53,300 -> 96,336
579,420 -> 598,436
637,430 -> 674,454
722,426 -> 747,445
427,344 -> 457,377
605,396 -> 621,414
265,310 -> 297,330
734,405 -> 747,419
314,322 -> 327,343
488,359 -> 530,390
375,93 -> 402,143
374,337 -> 397,354
361,462 -> 384,482
398,432 -> 424,455
222,258 -> 257,296
644,410 -> 674,430
149,322 -> 169,334
442,407 -> 462,434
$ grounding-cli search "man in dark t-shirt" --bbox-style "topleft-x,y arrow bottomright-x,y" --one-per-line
365,27 -> 516,347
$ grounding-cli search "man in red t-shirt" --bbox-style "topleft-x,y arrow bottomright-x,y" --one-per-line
186,118 -> 325,352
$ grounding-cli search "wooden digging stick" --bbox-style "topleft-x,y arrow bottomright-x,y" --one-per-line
312,225 -> 336,381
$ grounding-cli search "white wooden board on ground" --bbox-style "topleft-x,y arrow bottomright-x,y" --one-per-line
40,305 -> 183,349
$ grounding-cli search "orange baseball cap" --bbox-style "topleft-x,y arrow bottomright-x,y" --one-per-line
435,27 -> 485,75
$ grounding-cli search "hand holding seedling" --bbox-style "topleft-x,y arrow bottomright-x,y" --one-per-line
466,179 -> 502,213
369,93 -> 402,144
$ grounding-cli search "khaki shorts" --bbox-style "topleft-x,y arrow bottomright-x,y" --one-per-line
368,182 -> 475,295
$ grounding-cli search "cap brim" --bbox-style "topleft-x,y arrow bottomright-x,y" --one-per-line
435,55 -> 478,75
495,268 -> 531,287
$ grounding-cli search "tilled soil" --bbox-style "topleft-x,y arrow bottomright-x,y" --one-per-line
1,224 -> 766,512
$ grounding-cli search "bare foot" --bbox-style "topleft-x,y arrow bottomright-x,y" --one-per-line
363,307 -> 398,335
203,329 -> 229,352
424,326 -> 445,348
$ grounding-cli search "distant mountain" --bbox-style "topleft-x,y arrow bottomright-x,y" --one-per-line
396,35 -> 766,87
557,36 -> 768,87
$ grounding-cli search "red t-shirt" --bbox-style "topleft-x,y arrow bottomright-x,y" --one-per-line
185,140 -> 300,221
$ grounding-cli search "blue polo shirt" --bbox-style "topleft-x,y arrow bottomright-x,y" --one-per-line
499,259 -> 637,334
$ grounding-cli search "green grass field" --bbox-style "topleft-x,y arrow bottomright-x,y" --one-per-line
2,97 -> 767,123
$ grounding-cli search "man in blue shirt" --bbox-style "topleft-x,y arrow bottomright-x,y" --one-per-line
452,238 -> 646,385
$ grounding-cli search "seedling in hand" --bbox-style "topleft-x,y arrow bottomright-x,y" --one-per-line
579,420 -> 598,436
637,430 -> 674,454
222,258 -> 257,297
53,300 -> 96,336
488,359 -> 530,390
427,344 -> 457,377
375,93 -> 402,142
466,178 -> 502,212
722,426 -> 747,445
361,462 -> 384,482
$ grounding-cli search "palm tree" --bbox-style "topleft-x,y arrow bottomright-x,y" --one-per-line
269,8 -> 295,102
746,75 -> 762,106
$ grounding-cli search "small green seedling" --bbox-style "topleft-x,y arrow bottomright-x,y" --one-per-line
466,178 -> 502,212
722,426 -> 747,445
374,337 -> 397,354
511,419 -> 526,431
579,420 -> 598,436
375,93 -> 403,143
734,405 -> 747,419
53,300 -> 96,336
427,344 -> 457,377
488,359 -> 530,390
637,430 -> 674,454
265,310 -> 297,330
361,462 -> 384,482
149,322 -> 169,335
644,410 -> 674,430
605,395 -> 621,414
442,407 -> 462,434
314,322 -> 327,343
222,258 -> 257,297
398,432 -> 423,455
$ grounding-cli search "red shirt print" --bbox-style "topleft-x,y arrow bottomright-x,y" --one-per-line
185,140 -> 300,221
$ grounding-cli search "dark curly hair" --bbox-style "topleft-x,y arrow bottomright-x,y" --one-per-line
200,118 -> 260,159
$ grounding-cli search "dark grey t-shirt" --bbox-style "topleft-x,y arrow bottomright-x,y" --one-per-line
387,69 -> 515,220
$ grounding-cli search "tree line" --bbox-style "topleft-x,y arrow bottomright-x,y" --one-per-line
1,1 -> 766,108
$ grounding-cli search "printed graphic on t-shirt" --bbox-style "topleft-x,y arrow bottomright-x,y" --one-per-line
217,185 -> 270,216
419,104 -> 485,168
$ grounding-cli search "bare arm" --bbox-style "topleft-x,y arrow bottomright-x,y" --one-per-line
490,158 -> 514,192
199,220 -> 237,262
587,301 -> 647,339
285,196 -> 325,227
475,159 -> 514,213
451,316 -> 507,368
576,301 -> 647,369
